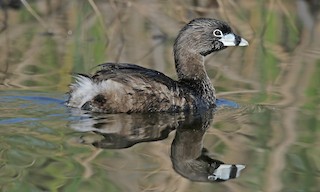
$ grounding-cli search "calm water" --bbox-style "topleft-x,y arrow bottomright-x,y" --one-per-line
1,1 -> 320,192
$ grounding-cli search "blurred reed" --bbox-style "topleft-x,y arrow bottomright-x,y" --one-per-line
0,0 -> 319,191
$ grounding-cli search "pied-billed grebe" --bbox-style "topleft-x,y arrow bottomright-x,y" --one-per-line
66,18 -> 248,113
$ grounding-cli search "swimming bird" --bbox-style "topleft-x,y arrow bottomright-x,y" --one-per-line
66,18 -> 248,113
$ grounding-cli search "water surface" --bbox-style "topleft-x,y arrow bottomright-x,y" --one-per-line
1,1 -> 320,192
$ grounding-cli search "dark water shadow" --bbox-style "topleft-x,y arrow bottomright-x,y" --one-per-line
68,108 -> 245,182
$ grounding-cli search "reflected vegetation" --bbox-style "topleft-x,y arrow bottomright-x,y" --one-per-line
0,0 -> 320,192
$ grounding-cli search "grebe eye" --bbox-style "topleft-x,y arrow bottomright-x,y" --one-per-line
213,29 -> 223,37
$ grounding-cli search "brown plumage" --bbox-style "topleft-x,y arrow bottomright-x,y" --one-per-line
66,18 -> 248,113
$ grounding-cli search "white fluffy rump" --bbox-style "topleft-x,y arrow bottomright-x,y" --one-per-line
66,75 -> 123,108
66,73 -> 188,113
